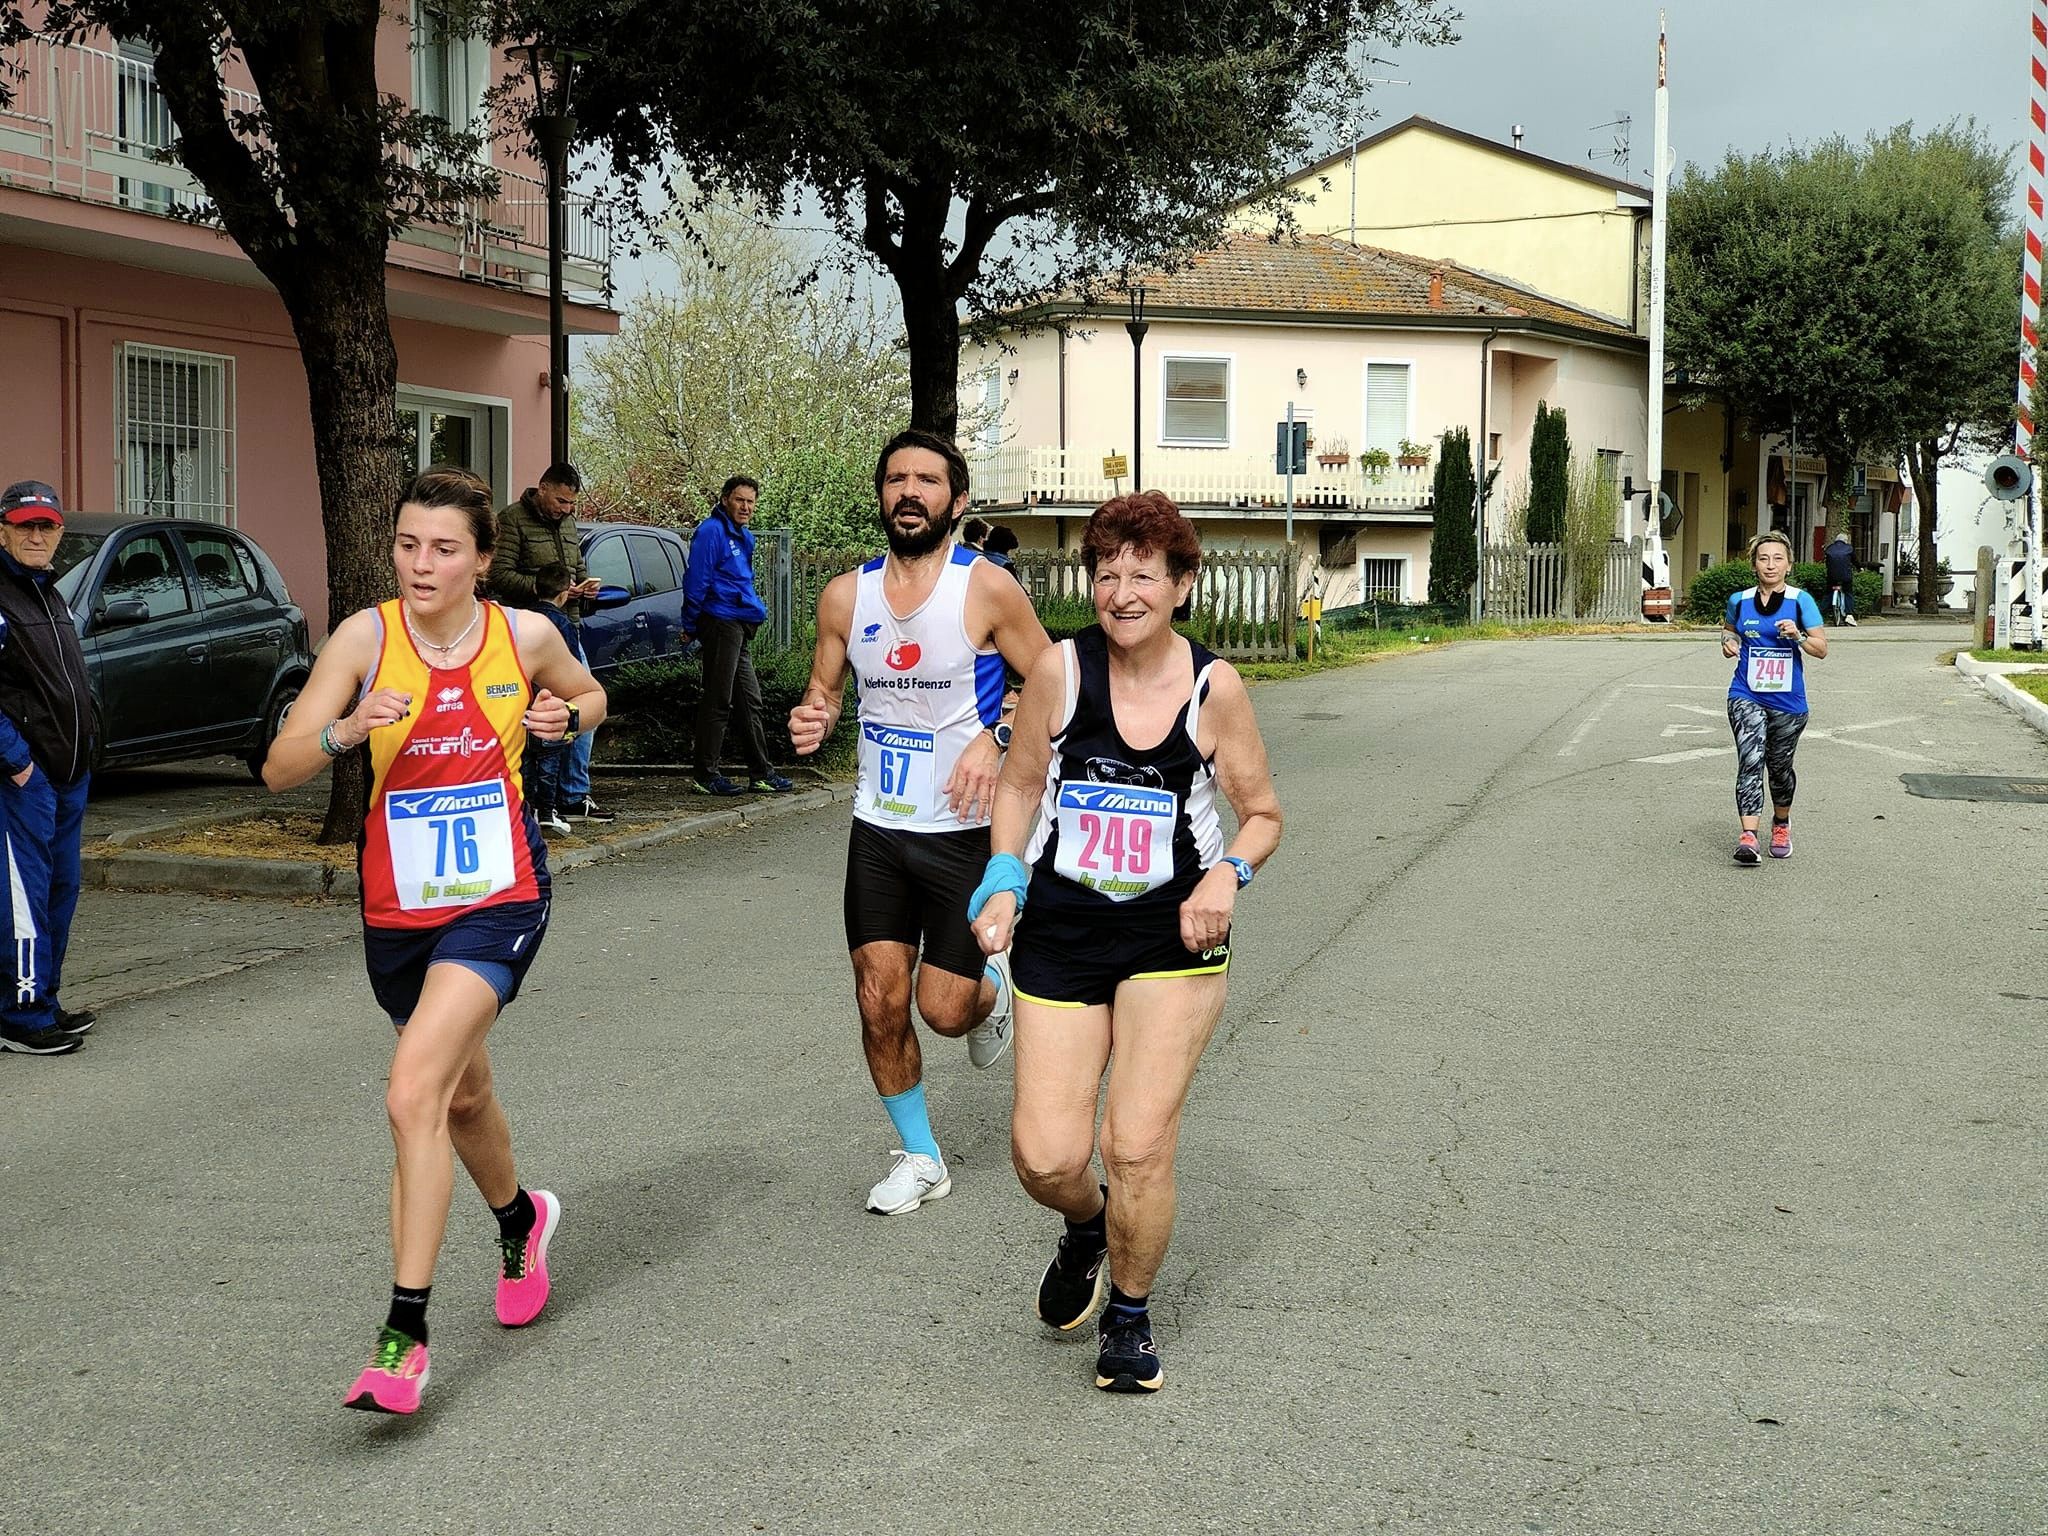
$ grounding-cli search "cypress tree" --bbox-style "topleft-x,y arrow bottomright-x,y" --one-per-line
1527,401 -> 1569,545
1428,426 -> 1478,609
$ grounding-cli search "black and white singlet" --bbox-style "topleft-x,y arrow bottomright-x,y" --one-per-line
1023,626 -> 1225,919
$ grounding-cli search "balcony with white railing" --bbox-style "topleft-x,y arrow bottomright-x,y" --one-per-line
964,444 -> 1435,515
0,35 -> 611,307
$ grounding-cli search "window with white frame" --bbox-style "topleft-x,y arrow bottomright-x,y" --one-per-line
1161,355 -> 1230,446
413,2 -> 488,140
1362,361 -> 1413,457
1360,556 -> 1408,602
978,370 -> 1003,452
117,342 -> 235,524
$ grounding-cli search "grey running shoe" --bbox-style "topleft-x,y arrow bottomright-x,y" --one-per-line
866,1151 -> 951,1214
967,950 -> 1014,1069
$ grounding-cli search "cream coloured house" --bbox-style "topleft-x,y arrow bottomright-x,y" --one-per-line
961,232 -> 1648,608
1252,115 -> 1650,330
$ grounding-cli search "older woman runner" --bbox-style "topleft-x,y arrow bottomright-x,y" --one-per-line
1722,529 -> 1827,865
264,467 -> 606,1414
971,492 -> 1282,1393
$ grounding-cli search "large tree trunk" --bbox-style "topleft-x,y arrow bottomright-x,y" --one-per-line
1905,439 -> 1941,617
286,253 -> 406,844
898,264 -> 962,438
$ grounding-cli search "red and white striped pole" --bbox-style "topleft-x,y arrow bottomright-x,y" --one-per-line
2009,1 -> 2047,645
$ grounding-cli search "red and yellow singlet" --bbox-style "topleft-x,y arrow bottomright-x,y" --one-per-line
358,599 -> 548,930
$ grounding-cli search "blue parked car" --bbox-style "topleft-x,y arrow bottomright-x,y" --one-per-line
577,522 -> 698,675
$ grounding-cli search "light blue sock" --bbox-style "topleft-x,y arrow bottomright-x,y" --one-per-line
880,1082 -> 942,1163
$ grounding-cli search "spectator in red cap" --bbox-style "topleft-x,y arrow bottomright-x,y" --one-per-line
0,480 -> 95,1055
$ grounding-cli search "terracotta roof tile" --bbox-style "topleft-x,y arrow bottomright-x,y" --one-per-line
1086,233 -> 1637,340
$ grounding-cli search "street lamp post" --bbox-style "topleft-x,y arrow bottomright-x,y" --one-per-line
513,42 -> 591,466
1125,284 -> 1149,488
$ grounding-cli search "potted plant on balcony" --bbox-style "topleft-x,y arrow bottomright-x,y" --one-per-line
1359,446 -> 1392,483
1397,438 -> 1432,469
1316,435 -> 1351,469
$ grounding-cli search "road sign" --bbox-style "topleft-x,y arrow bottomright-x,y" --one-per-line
1102,454 -> 1129,480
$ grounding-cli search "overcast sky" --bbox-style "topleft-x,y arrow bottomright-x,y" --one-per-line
601,0 -> 2032,304
1350,0 -> 2026,187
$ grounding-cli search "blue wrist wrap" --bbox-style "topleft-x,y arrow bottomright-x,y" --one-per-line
967,852 -> 1030,922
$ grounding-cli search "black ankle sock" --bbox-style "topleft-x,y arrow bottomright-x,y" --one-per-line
1107,1283 -> 1149,1322
1772,812 -> 1791,825
1067,1185 -> 1108,1242
386,1285 -> 431,1345
490,1188 -> 536,1244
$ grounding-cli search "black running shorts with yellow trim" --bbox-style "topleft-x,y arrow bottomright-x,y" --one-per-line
843,817 -> 990,981
1009,902 -> 1230,1009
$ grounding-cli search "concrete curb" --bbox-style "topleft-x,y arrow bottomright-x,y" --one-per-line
82,782 -> 858,897
1954,652 -> 2048,740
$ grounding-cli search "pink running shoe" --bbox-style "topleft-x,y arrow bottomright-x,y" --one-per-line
343,1326 -> 429,1414
1769,822 -> 1792,859
495,1188 -> 561,1327
1733,830 -> 1760,866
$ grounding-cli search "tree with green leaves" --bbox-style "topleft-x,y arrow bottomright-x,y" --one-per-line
1527,401 -> 1569,545
1667,123 -> 2017,614
574,200 -> 906,550
1428,427 -> 1477,610
491,0 -> 1454,435
0,0 -> 496,837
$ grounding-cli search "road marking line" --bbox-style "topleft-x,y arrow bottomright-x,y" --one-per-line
1660,724 -> 1714,738
1558,686 -> 1624,758
1635,746 -> 1734,763
1667,702 -> 1726,719
1625,683 -> 1723,690
1825,715 -> 1920,736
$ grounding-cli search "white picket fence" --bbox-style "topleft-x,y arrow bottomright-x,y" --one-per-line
1484,538 -> 1645,622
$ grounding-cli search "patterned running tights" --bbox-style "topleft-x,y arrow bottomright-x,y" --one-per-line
1726,696 -> 1808,818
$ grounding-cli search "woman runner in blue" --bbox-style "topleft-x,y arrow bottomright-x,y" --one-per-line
1721,530 -> 1827,865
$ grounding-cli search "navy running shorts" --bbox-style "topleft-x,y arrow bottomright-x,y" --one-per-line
364,896 -> 551,1026
843,818 -> 990,981
1009,901 -> 1229,1009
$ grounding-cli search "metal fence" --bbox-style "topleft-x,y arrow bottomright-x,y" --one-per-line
1483,537 -> 1645,623
782,543 -> 1298,662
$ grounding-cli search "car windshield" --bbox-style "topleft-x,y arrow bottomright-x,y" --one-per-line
51,531 -> 109,605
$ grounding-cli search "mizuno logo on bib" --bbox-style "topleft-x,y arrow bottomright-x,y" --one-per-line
1054,782 -> 1177,899
860,721 -> 937,821
384,777 -> 518,911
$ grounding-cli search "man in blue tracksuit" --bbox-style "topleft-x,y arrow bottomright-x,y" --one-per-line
0,481 -> 95,1055
682,476 -> 791,797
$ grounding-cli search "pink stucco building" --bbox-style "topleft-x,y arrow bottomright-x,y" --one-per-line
0,13 -> 618,631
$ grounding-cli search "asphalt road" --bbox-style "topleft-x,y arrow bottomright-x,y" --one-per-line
6,622 -> 2044,1535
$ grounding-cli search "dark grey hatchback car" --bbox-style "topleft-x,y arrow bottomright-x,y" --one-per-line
51,514 -> 314,777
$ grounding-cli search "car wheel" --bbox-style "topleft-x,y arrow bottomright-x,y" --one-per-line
247,679 -> 301,781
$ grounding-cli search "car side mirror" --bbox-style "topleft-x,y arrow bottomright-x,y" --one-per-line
588,584 -> 633,609
95,597 -> 151,631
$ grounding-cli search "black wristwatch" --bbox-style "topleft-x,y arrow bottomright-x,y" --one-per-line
987,721 -> 1012,751
562,702 -> 581,744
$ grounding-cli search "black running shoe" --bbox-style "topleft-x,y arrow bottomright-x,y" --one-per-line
0,1020 -> 82,1055
1095,1313 -> 1163,1393
1037,1219 -> 1110,1331
56,1007 -> 96,1036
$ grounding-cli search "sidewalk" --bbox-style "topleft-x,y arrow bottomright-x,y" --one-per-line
1954,648 -> 2048,740
83,756 -> 847,896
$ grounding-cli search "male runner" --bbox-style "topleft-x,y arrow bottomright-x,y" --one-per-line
789,428 -> 1052,1213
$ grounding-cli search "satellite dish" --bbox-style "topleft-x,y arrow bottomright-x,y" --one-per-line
1985,454 -> 2034,502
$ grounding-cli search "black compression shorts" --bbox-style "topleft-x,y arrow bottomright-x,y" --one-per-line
842,818 -> 990,981
1009,900 -> 1229,1009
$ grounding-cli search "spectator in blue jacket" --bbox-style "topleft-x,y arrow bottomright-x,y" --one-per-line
683,477 -> 791,797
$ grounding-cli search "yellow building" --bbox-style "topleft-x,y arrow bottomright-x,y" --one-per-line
1246,116 -> 1650,332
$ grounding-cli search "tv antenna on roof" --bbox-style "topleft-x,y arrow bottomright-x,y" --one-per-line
1589,112 -> 1632,171
1340,77 -> 1408,243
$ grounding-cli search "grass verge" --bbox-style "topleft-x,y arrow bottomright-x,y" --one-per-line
1964,648 -> 2048,666
2011,673 -> 2048,705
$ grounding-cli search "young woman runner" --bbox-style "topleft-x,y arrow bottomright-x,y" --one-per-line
1722,529 -> 1827,865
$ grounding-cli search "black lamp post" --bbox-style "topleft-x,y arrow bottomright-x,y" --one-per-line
513,42 -> 591,466
1125,284 -> 1149,487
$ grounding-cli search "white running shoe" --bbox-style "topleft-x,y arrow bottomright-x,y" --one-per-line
967,950 -> 1015,1069
866,1151 -> 951,1215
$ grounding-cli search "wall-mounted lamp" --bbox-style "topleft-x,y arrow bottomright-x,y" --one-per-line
1007,369 -> 1019,385
1295,367 -> 1308,389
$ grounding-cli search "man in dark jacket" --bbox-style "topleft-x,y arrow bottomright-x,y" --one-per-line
490,462 -> 614,822
0,482 -> 95,1055
1824,531 -> 1858,626
682,477 -> 790,796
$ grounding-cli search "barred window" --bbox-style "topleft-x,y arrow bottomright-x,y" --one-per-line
1162,356 -> 1230,446
117,342 -> 235,524
1360,556 -> 1408,602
